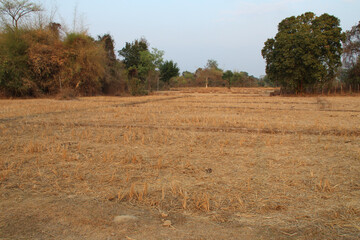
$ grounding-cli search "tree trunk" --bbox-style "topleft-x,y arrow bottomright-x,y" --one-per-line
157,77 -> 159,91
147,72 -> 152,92
205,77 -> 208,88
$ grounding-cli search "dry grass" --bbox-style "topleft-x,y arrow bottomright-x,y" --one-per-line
1,88 -> 360,239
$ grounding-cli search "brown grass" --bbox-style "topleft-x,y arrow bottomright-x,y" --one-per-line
1,88 -> 360,239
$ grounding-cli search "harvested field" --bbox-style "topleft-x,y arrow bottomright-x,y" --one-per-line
1,88 -> 360,239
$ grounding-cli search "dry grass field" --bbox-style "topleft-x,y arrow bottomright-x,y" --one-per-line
1,87 -> 360,239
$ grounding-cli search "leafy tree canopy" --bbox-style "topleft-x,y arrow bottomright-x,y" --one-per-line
262,12 -> 344,93
138,48 -> 164,80
222,70 -> 234,88
159,60 -> 179,84
118,37 -> 148,71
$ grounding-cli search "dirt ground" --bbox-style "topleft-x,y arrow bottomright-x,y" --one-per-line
1,88 -> 360,239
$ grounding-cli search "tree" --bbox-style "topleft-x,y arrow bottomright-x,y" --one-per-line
98,34 -> 116,64
262,12 -> 344,93
195,59 -> 223,88
159,60 -> 179,85
97,34 -> 127,94
222,70 -> 234,88
342,21 -> 360,89
343,21 -> 360,68
206,59 -> 219,70
0,0 -> 42,29
138,48 -> 164,91
118,38 -> 148,78
0,28 -> 31,96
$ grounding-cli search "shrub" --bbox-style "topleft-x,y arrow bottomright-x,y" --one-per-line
0,28 -> 33,96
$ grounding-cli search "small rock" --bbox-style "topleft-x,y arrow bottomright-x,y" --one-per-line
163,220 -> 172,227
113,215 -> 138,223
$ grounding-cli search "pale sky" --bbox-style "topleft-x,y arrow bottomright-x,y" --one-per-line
39,0 -> 360,77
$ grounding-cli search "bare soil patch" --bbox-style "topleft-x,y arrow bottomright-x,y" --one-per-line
1,88 -> 360,239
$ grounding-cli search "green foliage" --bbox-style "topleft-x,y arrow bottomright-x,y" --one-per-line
118,38 -> 165,93
159,60 -> 179,84
347,59 -> 360,87
221,70 -> 259,88
262,12 -> 344,93
170,71 -> 195,87
222,70 -> 234,88
0,28 -> 33,96
258,75 -> 277,87
118,38 -> 148,76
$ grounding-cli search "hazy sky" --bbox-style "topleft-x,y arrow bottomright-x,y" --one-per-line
39,0 -> 360,77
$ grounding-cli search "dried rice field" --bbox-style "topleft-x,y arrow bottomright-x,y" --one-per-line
1,88 -> 360,239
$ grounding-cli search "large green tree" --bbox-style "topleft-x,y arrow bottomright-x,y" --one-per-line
262,12 -> 344,93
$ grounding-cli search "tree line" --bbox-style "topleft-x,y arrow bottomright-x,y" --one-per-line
0,0 -> 265,97
0,1 -> 359,97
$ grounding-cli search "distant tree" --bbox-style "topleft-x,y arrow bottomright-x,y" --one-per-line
262,12 -> 344,93
0,28 -> 31,96
118,38 -> 148,78
342,21 -> 360,89
206,59 -> 219,70
159,60 -> 179,85
343,21 -> 360,68
0,0 -> 42,29
258,75 -> 276,87
196,60 -> 223,88
98,34 -> 116,64
182,71 -> 195,79
222,70 -> 234,88
97,34 -> 127,94
138,48 -> 164,91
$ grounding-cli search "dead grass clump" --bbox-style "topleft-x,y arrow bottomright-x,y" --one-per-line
56,88 -> 78,100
